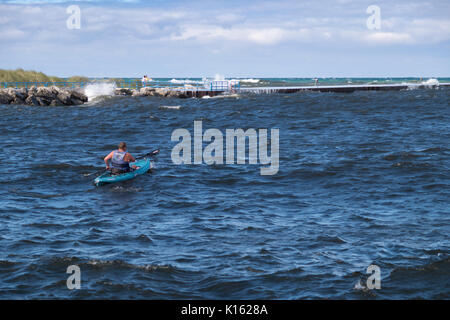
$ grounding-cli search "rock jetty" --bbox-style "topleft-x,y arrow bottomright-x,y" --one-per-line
0,85 -> 224,106
115,87 -> 191,98
0,86 -> 88,106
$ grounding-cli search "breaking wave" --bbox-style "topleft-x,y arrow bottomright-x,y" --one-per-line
421,78 -> 439,86
169,79 -> 203,85
84,82 -> 116,101
235,78 -> 260,83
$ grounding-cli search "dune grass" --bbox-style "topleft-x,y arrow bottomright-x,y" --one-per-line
0,69 -> 142,90
0,69 -> 89,83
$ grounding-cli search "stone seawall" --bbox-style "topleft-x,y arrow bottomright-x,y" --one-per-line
0,86 -> 88,106
114,87 -> 224,98
0,86 -> 223,106
115,87 -> 189,98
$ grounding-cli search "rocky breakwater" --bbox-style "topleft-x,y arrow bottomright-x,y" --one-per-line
115,87 -> 192,98
0,86 -> 88,106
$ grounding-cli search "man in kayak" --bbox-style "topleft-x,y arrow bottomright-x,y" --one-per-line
104,142 -> 136,174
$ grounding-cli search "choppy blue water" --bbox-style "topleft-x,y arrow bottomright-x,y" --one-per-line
119,77 -> 450,88
0,84 -> 449,299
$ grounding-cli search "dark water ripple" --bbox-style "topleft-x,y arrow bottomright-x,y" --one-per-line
0,88 -> 449,299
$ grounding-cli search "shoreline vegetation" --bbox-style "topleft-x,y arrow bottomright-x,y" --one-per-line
0,68 -> 89,83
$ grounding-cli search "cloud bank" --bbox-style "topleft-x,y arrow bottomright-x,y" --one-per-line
0,0 -> 449,77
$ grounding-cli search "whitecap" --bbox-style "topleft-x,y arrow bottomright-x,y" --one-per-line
211,93 -> 240,99
422,78 -> 439,86
159,105 -> 181,109
170,79 -> 202,85
238,78 -> 260,83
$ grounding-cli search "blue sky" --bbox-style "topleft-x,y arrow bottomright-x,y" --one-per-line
0,0 -> 449,77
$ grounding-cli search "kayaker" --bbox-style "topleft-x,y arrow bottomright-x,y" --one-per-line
104,142 -> 136,174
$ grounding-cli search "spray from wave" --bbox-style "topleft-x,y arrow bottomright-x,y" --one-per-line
421,78 -> 439,86
84,82 -> 117,101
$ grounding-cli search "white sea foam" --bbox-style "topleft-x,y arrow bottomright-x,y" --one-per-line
159,105 -> 181,109
421,78 -> 439,86
170,79 -> 202,84
232,78 -> 260,83
84,82 -> 116,101
353,280 -> 365,291
211,93 -> 240,99
403,78 -> 440,90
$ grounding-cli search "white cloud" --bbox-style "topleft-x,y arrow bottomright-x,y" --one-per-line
1,2 -> 450,46
1,1 -> 449,52
168,26 -> 299,45
364,32 -> 414,44
215,13 -> 243,23
0,27 -> 27,39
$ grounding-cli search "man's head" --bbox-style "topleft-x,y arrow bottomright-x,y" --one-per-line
118,142 -> 127,151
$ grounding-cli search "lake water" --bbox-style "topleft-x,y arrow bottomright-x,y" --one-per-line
0,83 -> 449,299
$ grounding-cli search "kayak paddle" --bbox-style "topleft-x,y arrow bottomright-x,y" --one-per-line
135,148 -> 160,159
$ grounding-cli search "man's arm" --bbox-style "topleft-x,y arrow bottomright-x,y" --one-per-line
104,151 -> 114,169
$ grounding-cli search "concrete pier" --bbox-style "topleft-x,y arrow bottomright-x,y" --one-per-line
165,82 -> 450,97
238,82 -> 450,94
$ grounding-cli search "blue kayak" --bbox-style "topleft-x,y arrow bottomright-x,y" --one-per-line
94,158 -> 151,186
